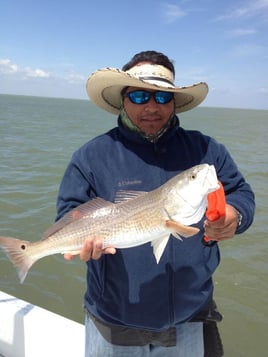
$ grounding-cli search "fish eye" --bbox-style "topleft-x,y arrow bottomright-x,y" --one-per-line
21,244 -> 26,250
189,174 -> 197,180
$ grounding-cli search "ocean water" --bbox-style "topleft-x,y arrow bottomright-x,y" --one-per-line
0,94 -> 267,356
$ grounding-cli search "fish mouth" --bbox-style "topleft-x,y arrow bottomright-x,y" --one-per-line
205,165 -> 219,192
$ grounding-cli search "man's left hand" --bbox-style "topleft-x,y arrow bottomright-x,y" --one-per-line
203,204 -> 239,241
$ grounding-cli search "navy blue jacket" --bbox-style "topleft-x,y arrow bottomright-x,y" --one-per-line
56,116 -> 255,330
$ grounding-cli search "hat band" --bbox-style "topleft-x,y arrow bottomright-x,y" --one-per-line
139,76 -> 174,86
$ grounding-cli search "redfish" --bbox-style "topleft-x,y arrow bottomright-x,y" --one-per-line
0,164 -> 219,283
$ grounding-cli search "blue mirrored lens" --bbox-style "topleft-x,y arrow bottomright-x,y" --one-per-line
154,91 -> 173,104
127,91 -> 173,105
128,91 -> 150,104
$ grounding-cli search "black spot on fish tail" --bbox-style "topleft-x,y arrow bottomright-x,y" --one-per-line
0,236 -> 35,284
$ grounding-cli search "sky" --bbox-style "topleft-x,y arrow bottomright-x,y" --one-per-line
0,0 -> 268,109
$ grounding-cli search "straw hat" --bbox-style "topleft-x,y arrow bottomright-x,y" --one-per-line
86,63 -> 208,115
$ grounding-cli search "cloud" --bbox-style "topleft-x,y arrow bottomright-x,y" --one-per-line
65,73 -> 86,84
0,58 -> 87,99
0,58 -> 50,79
225,28 -> 257,38
0,58 -> 87,83
0,59 -> 19,74
231,43 -> 268,57
215,0 -> 268,21
257,87 -> 268,94
24,67 -> 50,78
162,4 -> 187,23
175,65 -> 208,84
253,0 -> 268,11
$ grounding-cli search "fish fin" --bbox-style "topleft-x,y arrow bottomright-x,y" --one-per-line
172,233 -> 183,241
166,220 -> 200,238
43,198 -> 114,239
0,236 -> 36,284
151,235 -> 170,263
114,190 -> 147,204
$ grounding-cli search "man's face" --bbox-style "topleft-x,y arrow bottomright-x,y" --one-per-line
123,86 -> 174,135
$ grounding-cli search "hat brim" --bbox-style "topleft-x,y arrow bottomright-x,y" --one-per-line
86,67 -> 208,115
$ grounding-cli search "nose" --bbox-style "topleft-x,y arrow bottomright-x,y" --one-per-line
144,97 -> 159,112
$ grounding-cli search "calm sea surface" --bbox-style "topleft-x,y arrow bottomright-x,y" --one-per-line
0,94 -> 267,356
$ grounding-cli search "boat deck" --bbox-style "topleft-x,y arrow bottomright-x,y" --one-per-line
0,291 -> 84,357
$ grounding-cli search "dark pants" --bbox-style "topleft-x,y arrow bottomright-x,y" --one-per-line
204,321 -> 224,357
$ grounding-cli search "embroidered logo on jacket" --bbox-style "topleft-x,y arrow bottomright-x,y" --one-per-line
117,179 -> 142,188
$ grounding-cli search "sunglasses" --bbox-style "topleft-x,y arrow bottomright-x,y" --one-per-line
125,90 -> 174,105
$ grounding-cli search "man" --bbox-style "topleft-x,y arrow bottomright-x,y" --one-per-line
56,51 -> 255,356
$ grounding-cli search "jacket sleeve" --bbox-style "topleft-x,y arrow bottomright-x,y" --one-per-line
208,138 -> 255,234
55,149 -> 96,221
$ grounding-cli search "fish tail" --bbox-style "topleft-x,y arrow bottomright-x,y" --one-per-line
0,236 -> 36,284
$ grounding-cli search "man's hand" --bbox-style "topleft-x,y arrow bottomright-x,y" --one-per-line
64,238 -> 116,262
204,204 -> 239,241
